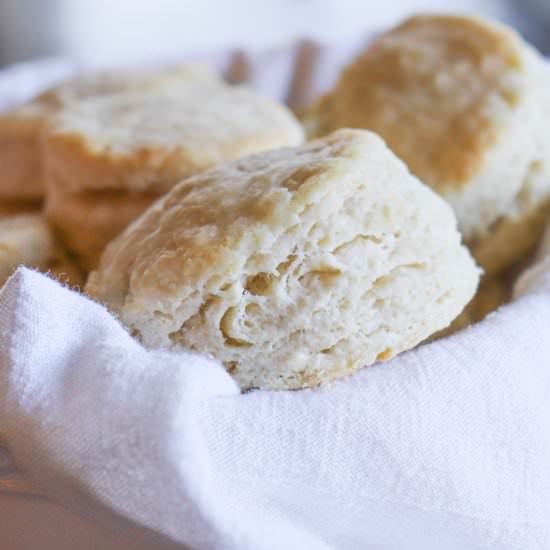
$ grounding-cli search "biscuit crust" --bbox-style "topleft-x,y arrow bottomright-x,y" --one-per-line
44,86 -> 304,194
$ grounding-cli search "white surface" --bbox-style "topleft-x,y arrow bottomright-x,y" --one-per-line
1,47 -> 550,550
1,249 -> 550,549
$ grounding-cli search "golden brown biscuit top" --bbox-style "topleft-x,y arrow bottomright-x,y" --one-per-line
308,15 -> 527,189
44,81 -> 304,193
49,84 -> 302,154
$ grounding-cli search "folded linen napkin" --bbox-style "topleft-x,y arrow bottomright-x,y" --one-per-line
0,244 -> 549,550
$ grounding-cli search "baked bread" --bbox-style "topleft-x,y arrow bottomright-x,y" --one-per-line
86,129 -> 480,390
0,63 -> 218,201
304,15 -> 550,276
44,76 -> 304,271
0,214 -> 83,287
0,102 -> 49,200
45,187 -> 157,271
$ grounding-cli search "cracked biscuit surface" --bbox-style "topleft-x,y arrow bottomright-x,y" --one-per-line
86,129 -> 479,390
304,15 -> 550,276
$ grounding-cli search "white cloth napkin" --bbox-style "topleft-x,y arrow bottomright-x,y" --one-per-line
1,245 -> 550,550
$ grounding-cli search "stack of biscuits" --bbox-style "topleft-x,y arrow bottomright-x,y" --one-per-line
2,14 -> 550,389
0,63 -> 304,281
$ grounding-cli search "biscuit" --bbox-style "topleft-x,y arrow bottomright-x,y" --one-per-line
86,129 -> 480,390
0,214 -> 83,287
0,102 -> 49,200
44,78 -> 304,270
304,15 -> 550,276
0,63 -> 218,201
46,187 -> 159,271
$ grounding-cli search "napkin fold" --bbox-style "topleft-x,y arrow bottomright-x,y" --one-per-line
1,261 -> 549,550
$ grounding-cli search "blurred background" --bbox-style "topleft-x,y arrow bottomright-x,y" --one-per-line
0,0 -> 549,68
